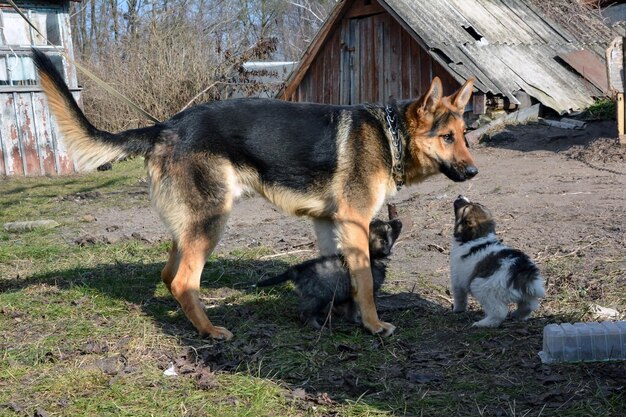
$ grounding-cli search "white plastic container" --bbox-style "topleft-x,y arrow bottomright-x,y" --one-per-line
539,321 -> 626,364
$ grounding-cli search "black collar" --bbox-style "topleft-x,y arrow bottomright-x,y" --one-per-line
384,105 -> 405,189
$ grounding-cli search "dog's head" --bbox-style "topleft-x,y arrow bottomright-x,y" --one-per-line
453,195 -> 496,243
404,77 -> 478,183
369,219 -> 403,258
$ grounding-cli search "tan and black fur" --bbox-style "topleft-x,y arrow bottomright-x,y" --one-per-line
33,49 -> 477,340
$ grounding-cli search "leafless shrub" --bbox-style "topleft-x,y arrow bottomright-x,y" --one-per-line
72,1 -> 335,132
528,0 -> 616,46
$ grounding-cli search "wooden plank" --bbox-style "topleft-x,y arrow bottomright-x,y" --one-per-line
361,15 -> 370,103
411,37 -> 422,97
322,33 -> 330,104
30,91 -> 48,175
466,104 -> 540,145
0,118 -> 5,175
375,14 -> 384,104
382,13 -> 392,103
323,39 -> 331,103
618,93 -> 625,144
473,92 -> 486,115
50,95 -> 75,174
388,14 -> 401,101
1,93 -> 24,175
351,18 -> 360,104
313,44 -> 323,102
15,92 -> 41,175
606,37 -> 624,93
345,0 -> 385,19
331,30 -> 340,104
340,18 -> 351,105
33,93 -> 58,175
419,43 -> 431,95
400,25 -> 411,100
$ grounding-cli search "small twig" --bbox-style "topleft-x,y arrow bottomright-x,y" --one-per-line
553,238 -> 604,259
260,249 -> 313,260
434,293 -> 453,304
179,81 -> 243,112
559,191 -> 592,196
427,243 -> 447,253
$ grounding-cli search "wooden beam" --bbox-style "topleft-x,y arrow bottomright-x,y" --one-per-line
618,93 -> 626,145
345,0 -> 385,18
472,92 -> 486,115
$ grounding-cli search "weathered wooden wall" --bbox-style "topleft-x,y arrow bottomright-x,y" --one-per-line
0,88 -> 78,176
284,0 -> 460,105
0,2 -> 78,176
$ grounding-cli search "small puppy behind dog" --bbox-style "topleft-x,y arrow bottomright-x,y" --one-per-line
450,196 -> 544,327
256,219 -> 402,328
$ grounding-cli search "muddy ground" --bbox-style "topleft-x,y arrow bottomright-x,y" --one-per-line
60,120 -> 626,415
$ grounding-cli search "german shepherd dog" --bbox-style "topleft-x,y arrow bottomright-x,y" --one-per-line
256,218 -> 402,329
451,196 -> 545,327
33,49 -> 477,340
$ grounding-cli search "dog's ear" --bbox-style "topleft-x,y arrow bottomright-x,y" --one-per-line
451,77 -> 474,112
419,77 -> 443,113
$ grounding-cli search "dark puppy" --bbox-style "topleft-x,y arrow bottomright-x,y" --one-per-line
257,219 -> 402,328
450,196 -> 545,327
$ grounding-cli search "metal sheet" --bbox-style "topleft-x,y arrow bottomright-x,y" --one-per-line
559,49 -> 609,93
382,0 -> 606,113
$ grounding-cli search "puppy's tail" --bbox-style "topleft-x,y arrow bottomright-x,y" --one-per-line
255,271 -> 293,288
32,49 -> 162,170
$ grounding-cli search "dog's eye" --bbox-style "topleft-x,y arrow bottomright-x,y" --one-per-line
441,133 -> 454,144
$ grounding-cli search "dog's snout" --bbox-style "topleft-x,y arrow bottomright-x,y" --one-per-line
465,165 -> 478,179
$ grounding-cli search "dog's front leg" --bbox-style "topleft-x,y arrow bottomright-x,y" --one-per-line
451,283 -> 468,313
340,216 -> 395,337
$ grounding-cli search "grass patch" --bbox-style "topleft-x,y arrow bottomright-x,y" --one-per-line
583,98 -> 616,121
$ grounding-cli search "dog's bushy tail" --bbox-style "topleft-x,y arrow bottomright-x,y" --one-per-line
32,49 -> 162,170
255,271 -> 293,288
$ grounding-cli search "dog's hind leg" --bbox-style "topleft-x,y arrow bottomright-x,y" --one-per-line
161,240 -> 180,292
170,219 -> 233,340
338,211 -> 395,336
511,298 -> 539,321
472,296 -> 508,328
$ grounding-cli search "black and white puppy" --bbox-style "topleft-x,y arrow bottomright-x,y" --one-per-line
256,219 -> 402,328
450,196 -> 545,327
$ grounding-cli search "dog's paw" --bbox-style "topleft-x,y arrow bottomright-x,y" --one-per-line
452,305 -> 467,314
365,320 -> 396,337
510,309 -> 532,321
204,326 -> 234,341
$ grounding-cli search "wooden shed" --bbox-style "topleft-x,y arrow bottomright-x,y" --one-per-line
279,0 -> 609,114
0,0 -> 79,176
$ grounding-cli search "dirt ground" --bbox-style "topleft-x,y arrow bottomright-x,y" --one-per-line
57,120 -> 626,415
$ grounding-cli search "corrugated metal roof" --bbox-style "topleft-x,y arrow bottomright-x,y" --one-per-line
381,0 -> 611,113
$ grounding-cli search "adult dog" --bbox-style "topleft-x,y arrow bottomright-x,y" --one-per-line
33,49 -> 477,340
